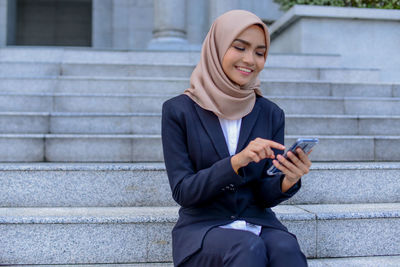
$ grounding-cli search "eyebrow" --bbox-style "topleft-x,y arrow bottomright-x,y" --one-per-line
233,38 -> 267,49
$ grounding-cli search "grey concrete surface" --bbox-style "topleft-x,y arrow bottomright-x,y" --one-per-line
6,93 -> 395,115
0,162 -> 399,207
0,134 -> 400,162
3,112 -> 400,136
0,203 -> 399,264
270,5 -> 400,82
0,47 -> 344,68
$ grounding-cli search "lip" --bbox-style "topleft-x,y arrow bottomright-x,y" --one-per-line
235,66 -> 253,75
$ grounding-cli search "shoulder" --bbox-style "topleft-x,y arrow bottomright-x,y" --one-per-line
255,95 -> 284,116
163,94 -> 193,110
162,94 -> 197,120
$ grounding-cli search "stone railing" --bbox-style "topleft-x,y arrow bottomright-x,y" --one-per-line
269,5 -> 400,82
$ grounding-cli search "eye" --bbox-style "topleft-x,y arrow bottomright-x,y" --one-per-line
256,51 -> 265,57
234,46 -> 245,51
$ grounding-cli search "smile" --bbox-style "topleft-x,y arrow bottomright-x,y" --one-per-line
236,66 -> 253,74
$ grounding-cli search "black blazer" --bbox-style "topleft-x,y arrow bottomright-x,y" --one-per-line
162,94 -> 300,266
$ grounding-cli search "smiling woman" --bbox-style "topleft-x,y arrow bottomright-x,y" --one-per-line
162,9 -> 310,267
222,25 -> 267,86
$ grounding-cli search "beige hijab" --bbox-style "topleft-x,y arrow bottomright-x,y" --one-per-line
184,10 -> 270,120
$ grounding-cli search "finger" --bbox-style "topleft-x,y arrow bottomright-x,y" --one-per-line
272,159 -> 298,180
254,138 -> 285,151
248,151 -> 261,163
296,148 -> 312,167
277,154 -> 303,178
288,151 -> 310,175
254,140 -> 277,159
264,146 -> 275,159
266,140 -> 285,151
249,143 -> 267,160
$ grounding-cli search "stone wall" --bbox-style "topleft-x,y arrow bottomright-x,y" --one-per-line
269,5 -> 400,82
15,0 -> 92,46
1,0 -> 284,49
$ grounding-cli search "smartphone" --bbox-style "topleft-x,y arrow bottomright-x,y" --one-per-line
266,138 -> 319,176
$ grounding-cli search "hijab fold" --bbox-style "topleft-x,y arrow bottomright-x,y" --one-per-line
184,10 -> 270,120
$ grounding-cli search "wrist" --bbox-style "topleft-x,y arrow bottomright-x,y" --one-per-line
231,154 -> 244,174
281,176 -> 299,192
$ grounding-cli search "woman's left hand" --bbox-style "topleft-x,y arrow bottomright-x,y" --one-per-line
272,148 -> 312,192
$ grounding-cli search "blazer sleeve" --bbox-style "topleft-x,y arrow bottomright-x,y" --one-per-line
162,100 -> 244,208
252,109 -> 301,208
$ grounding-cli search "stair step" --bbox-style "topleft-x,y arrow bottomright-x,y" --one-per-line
308,256 -> 400,267
0,47 -> 343,67
286,114 -> 400,135
61,63 -> 381,82
2,77 -> 398,96
0,112 -> 400,135
0,203 -> 399,264
1,112 -> 400,136
0,264 -> 172,267
0,62 -> 60,77
2,93 -> 400,115
2,255 -> 400,266
0,61 -> 380,82
0,134 -> 162,162
0,162 -> 398,207
0,134 -> 399,162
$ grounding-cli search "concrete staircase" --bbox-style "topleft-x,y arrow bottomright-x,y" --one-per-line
0,47 -> 399,266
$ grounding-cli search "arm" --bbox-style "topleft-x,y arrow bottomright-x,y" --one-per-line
254,109 -> 312,207
162,101 -> 243,208
250,110 -> 299,207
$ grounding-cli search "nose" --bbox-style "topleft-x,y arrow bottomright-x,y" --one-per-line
242,51 -> 255,66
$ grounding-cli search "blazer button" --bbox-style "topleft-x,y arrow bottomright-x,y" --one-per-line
230,215 -> 236,219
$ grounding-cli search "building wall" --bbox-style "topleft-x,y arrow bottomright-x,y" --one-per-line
15,0 -> 92,46
1,0 -> 284,49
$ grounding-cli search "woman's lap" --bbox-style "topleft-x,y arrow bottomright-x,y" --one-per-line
180,227 -> 307,267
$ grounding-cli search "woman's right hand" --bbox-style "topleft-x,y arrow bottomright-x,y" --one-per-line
231,138 -> 285,173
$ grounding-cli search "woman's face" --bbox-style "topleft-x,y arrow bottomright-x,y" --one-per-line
222,25 -> 267,86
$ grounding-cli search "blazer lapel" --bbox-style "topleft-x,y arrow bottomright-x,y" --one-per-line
194,105 -> 230,159
235,102 -> 261,154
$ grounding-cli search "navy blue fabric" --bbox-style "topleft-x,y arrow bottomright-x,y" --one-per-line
161,94 -> 302,266
180,227 -> 307,267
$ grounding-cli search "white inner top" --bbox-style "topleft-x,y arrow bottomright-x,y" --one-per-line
218,117 -> 262,236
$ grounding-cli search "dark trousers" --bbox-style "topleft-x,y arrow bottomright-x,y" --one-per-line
180,227 -> 308,267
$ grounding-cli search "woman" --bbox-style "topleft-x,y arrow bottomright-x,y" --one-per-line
162,10 -> 311,267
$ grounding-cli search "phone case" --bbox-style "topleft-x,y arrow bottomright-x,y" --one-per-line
266,138 -> 319,176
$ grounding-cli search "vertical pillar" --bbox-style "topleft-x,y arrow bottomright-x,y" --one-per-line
92,0 -> 113,48
186,0 -> 208,45
208,0 -> 240,27
0,0 -> 8,46
148,0 -> 188,50
6,0 -> 17,45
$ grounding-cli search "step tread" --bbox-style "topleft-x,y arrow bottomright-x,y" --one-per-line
4,75 -> 398,85
1,61 -> 374,70
1,203 -> 399,224
1,133 -> 399,139
0,161 -> 399,171
3,91 -> 400,101
3,111 -> 400,119
2,255 -> 400,266
308,256 -> 400,267
1,257 -> 400,266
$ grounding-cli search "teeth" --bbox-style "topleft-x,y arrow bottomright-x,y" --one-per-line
237,67 -> 252,73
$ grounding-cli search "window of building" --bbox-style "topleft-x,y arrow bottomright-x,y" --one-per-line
15,0 -> 92,46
